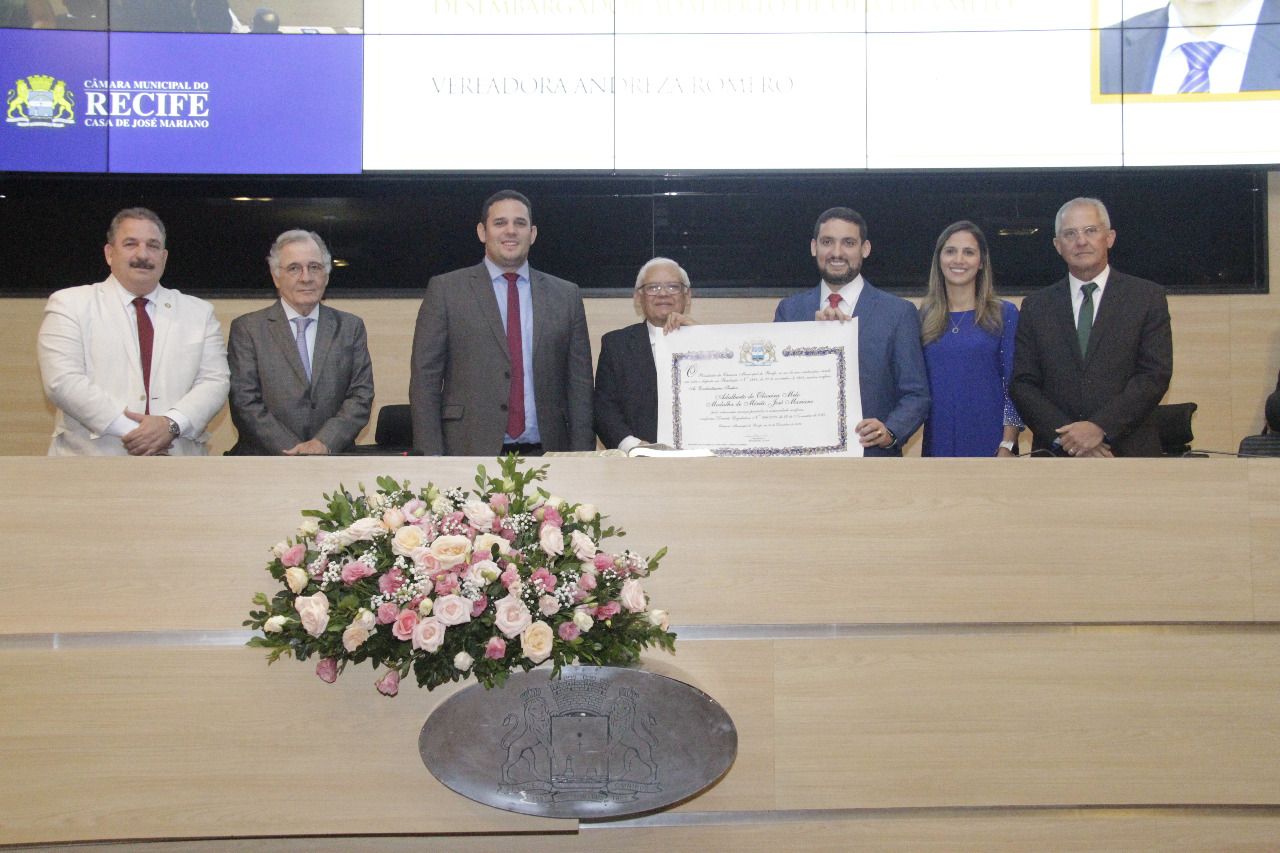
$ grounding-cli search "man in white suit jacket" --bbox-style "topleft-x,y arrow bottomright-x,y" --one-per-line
37,207 -> 230,456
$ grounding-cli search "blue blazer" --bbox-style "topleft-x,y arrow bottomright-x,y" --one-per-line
773,282 -> 930,457
1100,0 -> 1280,94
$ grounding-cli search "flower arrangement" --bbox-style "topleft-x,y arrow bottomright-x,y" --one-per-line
245,455 -> 675,695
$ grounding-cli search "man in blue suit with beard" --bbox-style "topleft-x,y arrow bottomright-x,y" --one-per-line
1101,0 -> 1280,94
773,207 -> 929,457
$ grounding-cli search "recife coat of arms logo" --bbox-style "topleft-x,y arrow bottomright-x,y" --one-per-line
6,74 -> 76,127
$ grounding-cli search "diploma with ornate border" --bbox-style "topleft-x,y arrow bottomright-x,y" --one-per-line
654,321 -> 862,457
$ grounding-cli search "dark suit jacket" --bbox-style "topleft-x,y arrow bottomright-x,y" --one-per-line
227,301 -> 374,455
594,322 -> 657,449
409,262 -> 594,456
1100,1 -> 1280,94
773,281 -> 930,457
1010,271 -> 1173,457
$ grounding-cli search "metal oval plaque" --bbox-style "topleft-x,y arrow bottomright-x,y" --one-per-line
419,665 -> 737,819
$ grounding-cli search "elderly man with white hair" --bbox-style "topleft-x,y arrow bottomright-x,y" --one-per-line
593,257 -> 697,452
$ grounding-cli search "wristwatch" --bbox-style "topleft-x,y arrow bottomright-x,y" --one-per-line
999,440 -> 1016,453
164,417 -> 180,439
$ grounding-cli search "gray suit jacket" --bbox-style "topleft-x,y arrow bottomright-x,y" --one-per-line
227,301 -> 374,454
1100,0 -> 1280,94
409,262 -> 594,456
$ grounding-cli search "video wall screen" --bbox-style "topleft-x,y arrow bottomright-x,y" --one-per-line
4,0 -> 1280,173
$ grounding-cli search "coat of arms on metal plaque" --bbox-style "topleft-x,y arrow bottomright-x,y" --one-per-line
419,666 -> 737,819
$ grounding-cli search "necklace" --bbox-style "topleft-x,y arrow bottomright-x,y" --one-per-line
948,311 -> 963,335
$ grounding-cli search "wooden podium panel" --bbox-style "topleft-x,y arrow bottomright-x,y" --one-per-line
3,458 -> 1280,848
0,458 -> 1269,633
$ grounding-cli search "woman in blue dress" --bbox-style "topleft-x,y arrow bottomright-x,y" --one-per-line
918,221 -> 1023,457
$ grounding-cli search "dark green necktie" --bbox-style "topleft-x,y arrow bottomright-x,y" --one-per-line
1077,282 -> 1098,356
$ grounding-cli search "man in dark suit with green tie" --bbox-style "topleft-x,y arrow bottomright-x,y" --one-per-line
1010,198 -> 1173,458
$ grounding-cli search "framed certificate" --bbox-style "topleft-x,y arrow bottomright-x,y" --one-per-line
654,321 -> 862,457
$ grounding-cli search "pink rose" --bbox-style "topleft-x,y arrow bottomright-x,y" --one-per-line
494,593 -> 533,639
596,601 -> 621,620
378,567 -> 406,596
470,594 -> 488,617
577,571 -> 597,592
341,561 -> 375,585
315,657 -> 338,683
538,594 -> 560,617
499,527 -> 517,542
294,591 -> 330,638
620,578 -> 647,613
489,493 -> 510,515
433,594 -> 473,626
392,609 -> 419,641
434,572 -> 460,596
593,553 -> 615,572
485,636 -> 507,660
500,566 -> 520,589
412,616 -> 446,653
569,530 -> 597,562
381,507 -> 406,531
375,669 -> 400,696
401,498 -> 428,522
280,543 -> 307,567
463,498 -> 496,530
376,602 -> 399,624
530,567 -> 556,592
557,621 -> 580,642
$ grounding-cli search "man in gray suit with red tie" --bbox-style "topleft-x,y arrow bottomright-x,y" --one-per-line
410,190 -> 594,456
1010,198 -> 1173,458
227,230 -> 374,455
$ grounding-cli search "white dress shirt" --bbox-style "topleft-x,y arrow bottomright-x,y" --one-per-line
1151,0 -> 1263,94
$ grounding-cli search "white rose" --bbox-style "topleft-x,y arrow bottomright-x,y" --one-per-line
539,524 -> 564,557
263,615 -> 289,633
521,620 -> 554,664
544,495 -> 564,510
494,594 -> 533,639
454,651 -> 474,671
473,532 -> 510,558
430,495 -> 453,515
391,524 -> 426,557
620,578 -> 647,613
538,594 -> 561,617
412,616 -> 446,653
469,559 -> 500,583
434,594 -> 473,626
342,623 -> 371,652
572,609 -> 594,633
294,592 -> 330,638
429,534 -> 472,569
463,499 -> 496,530
297,519 -> 319,538
366,492 -> 387,512
648,609 -> 670,631
574,504 -> 598,524
325,529 -> 354,549
418,597 -> 434,616
284,567 -> 309,595
569,529 -> 596,562
271,541 -> 290,558
381,507 -> 406,532
347,517 -> 384,541
353,608 -> 376,632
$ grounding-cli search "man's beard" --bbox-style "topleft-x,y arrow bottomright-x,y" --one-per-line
819,261 -> 857,287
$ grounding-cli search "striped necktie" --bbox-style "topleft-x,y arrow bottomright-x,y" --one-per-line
1178,41 -> 1225,94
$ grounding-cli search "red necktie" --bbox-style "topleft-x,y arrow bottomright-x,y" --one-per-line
827,293 -> 842,311
503,272 -> 526,439
132,296 -> 153,414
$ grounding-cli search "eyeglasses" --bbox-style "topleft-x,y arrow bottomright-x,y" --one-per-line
1058,226 -> 1104,241
638,282 -> 688,295
282,262 -> 327,277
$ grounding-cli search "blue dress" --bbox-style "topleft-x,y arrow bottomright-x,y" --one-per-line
922,300 -> 1023,457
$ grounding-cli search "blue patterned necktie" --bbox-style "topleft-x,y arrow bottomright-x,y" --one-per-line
1178,41 -> 1225,94
292,316 -> 312,381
